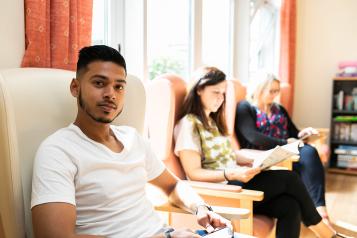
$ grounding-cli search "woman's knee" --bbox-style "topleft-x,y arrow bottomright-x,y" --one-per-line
300,144 -> 319,159
299,145 -> 323,166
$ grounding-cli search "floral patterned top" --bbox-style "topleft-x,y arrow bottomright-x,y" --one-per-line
254,103 -> 289,140
174,114 -> 236,170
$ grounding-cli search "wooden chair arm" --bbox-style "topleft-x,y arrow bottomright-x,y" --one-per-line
193,187 -> 264,201
184,180 -> 242,192
154,202 -> 250,220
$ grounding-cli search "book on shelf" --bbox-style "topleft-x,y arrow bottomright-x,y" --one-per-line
334,116 -> 357,122
337,154 -> 357,169
333,122 -> 357,142
336,90 -> 344,110
334,145 -> 357,155
252,141 -> 300,170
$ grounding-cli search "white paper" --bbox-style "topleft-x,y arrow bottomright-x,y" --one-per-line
252,141 -> 300,170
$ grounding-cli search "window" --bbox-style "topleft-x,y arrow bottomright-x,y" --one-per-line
91,0 -> 280,84
201,0 -> 232,75
249,0 -> 281,82
147,0 -> 190,80
92,0 -> 108,45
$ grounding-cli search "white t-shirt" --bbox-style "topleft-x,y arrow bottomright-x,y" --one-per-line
31,124 -> 166,238
174,115 -> 202,156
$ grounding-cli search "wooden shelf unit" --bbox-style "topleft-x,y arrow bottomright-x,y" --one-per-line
328,77 -> 357,174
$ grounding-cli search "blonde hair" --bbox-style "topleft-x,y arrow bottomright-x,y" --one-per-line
251,73 -> 280,105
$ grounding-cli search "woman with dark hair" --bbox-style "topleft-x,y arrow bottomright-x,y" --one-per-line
234,73 -> 330,225
174,66 -> 344,238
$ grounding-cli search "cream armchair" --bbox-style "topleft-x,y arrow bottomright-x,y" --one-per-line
0,68 -> 146,238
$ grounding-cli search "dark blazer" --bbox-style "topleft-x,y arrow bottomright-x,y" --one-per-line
234,100 -> 299,150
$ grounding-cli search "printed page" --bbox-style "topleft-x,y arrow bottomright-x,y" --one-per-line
253,141 -> 300,170
280,140 -> 301,154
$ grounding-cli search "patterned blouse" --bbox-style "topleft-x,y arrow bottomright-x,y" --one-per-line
254,103 -> 289,140
174,114 -> 237,170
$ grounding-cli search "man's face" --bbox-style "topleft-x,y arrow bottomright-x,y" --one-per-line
71,61 -> 127,124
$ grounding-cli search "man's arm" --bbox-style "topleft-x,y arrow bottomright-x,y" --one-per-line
149,169 -> 230,232
32,203 -> 104,238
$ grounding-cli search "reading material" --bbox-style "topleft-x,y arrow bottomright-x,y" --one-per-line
252,141 -> 301,170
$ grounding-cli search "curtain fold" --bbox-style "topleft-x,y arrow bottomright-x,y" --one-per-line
279,0 -> 296,114
21,0 -> 93,71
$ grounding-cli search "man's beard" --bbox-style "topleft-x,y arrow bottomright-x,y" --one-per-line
78,91 -> 122,124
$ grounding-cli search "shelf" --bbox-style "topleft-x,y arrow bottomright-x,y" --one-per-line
330,78 -> 357,175
332,110 -> 357,115
334,77 -> 357,81
328,168 -> 357,175
331,140 -> 357,146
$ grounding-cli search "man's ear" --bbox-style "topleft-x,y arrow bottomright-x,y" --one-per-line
70,78 -> 79,97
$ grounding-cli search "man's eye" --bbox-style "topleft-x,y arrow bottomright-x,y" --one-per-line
94,81 -> 104,87
115,85 -> 124,90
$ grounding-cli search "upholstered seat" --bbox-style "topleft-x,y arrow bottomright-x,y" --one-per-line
146,74 -> 275,237
0,68 -> 146,238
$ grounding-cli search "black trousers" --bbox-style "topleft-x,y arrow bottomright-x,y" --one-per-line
294,144 -> 326,207
229,170 -> 322,238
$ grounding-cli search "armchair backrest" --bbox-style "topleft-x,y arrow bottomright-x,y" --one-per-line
146,74 -> 187,179
0,68 -> 145,238
279,82 -> 292,112
225,79 -> 247,150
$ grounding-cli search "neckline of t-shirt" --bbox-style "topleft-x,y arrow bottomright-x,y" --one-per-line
69,123 -> 128,157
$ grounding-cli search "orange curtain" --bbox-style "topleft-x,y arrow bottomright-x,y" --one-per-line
279,0 -> 296,114
21,0 -> 93,71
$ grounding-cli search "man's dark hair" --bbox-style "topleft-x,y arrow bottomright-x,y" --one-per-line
76,45 -> 127,78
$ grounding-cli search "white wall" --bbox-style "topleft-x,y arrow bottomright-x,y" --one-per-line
294,0 -> 357,128
0,0 -> 24,69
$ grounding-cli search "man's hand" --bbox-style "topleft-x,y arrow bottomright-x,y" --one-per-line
169,229 -> 201,238
225,167 -> 261,183
196,207 -> 232,233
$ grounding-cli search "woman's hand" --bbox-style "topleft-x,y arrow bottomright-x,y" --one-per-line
298,127 -> 319,141
225,167 -> 261,183
235,149 -> 255,166
287,137 -> 299,144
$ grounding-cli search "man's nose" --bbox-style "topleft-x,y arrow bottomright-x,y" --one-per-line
103,86 -> 116,99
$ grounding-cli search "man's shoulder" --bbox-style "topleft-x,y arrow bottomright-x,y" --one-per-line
110,125 -> 138,136
110,125 -> 144,145
41,125 -> 77,145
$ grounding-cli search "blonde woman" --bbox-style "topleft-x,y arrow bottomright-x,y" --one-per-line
174,67 -> 345,238
234,73 -> 331,226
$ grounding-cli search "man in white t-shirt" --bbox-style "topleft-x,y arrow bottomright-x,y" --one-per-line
31,45 -> 230,238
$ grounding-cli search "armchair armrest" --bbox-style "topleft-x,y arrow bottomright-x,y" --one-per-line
154,202 -> 250,220
184,180 -> 242,192
193,187 -> 263,201
179,179 -> 264,201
